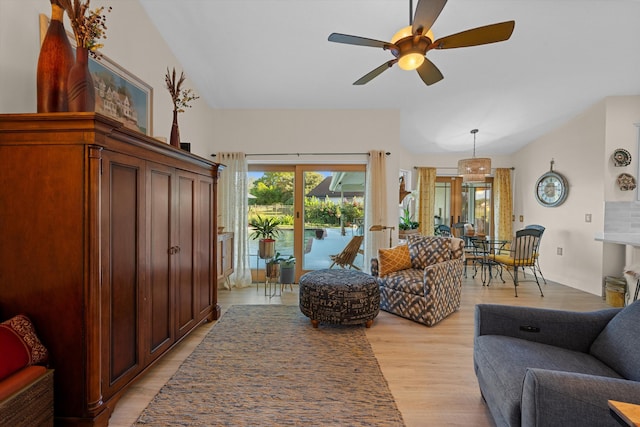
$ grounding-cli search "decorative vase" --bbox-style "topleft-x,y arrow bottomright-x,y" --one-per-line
37,2 -> 74,113
67,47 -> 96,112
169,110 -> 181,148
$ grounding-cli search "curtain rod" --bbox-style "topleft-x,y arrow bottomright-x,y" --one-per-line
413,166 -> 515,170
211,152 -> 390,157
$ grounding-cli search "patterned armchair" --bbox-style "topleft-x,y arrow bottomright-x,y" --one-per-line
371,235 -> 464,326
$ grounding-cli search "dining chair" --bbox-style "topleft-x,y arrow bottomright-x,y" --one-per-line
329,235 -> 364,270
492,228 -> 544,297
435,224 -> 451,237
524,224 -> 547,284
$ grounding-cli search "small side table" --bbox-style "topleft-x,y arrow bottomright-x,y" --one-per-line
609,400 -> 640,426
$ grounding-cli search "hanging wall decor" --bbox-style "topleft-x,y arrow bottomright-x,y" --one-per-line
617,173 -> 636,191
612,149 -> 631,167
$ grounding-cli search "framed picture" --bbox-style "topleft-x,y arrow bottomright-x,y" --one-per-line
39,14 -> 153,135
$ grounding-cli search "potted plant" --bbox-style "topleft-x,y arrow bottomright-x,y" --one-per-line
279,256 -> 296,284
398,208 -> 420,239
266,252 -> 287,280
249,215 -> 281,259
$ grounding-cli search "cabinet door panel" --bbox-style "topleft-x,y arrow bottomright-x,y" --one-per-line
198,177 -> 214,314
148,165 -> 174,356
101,152 -> 145,397
176,172 -> 196,336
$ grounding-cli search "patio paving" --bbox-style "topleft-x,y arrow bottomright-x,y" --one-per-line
249,226 -> 364,272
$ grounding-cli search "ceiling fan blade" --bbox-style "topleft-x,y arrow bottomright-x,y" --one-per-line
328,33 -> 392,49
412,0 -> 447,36
416,58 -> 444,86
353,60 -> 397,85
431,21 -> 515,49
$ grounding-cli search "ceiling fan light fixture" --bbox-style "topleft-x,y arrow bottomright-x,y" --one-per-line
391,25 -> 434,45
398,52 -> 425,70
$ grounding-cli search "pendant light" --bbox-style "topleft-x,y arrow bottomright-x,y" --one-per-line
458,129 -> 491,183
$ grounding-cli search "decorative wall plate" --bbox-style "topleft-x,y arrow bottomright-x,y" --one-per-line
613,148 -> 631,167
617,173 -> 636,191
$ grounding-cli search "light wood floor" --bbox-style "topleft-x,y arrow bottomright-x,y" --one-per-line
108,275 -> 612,427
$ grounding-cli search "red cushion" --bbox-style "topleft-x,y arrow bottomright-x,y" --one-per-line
0,315 -> 48,381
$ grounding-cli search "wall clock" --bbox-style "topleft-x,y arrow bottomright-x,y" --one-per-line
535,160 -> 569,207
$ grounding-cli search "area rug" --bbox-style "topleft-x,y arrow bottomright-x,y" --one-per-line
135,304 -> 405,426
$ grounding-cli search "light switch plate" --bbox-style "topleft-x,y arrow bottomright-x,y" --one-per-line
585,213 -> 592,223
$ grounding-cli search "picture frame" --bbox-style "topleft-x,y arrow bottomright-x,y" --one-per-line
39,14 -> 153,136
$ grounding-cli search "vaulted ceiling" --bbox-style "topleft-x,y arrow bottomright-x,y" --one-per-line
140,0 -> 640,155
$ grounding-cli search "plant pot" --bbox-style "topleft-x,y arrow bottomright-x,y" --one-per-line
266,262 -> 280,279
280,265 -> 295,284
398,229 -> 419,239
259,239 -> 275,259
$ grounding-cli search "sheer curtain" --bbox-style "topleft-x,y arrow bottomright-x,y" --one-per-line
364,150 -> 388,272
216,152 -> 252,288
415,167 -> 436,236
494,168 -> 513,241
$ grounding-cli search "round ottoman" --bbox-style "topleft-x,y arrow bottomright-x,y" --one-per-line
299,269 -> 380,328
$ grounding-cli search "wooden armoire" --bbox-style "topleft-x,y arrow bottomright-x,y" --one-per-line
0,113 -> 222,426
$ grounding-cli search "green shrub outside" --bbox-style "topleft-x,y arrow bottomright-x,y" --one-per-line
248,197 -> 363,228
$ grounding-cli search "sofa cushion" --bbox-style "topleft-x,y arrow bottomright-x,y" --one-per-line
590,300 -> 640,381
407,235 -> 451,269
378,244 -> 412,276
0,315 -> 48,381
378,268 -> 425,296
475,335 -> 623,427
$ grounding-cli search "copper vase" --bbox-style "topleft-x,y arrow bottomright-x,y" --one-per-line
37,2 -> 74,112
169,110 -> 181,148
67,47 -> 96,112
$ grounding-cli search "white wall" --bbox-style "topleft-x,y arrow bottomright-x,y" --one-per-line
208,108 -> 402,236
0,0 -> 219,158
512,96 -> 640,296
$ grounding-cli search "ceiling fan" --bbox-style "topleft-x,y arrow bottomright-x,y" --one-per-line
328,0 -> 515,86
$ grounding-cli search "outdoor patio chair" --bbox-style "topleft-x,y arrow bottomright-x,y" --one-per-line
329,235 -> 364,270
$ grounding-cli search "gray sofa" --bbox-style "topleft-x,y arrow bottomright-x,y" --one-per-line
474,302 -> 640,427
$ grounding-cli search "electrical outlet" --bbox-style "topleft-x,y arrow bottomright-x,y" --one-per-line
557,247 -> 563,256
585,213 -> 592,223
519,215 -> 524,222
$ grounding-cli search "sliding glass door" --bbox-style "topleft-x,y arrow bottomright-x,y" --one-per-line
434,176 -> 494,237
248,164 -> 366,282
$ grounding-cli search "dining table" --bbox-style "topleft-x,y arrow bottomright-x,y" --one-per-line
470,237 -> 510,286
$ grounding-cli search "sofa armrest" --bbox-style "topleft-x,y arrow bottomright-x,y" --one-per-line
521,369 -> 640,427
474,304 -> 620,353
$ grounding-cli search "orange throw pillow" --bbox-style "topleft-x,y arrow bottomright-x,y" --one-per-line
378,244 -> 412,276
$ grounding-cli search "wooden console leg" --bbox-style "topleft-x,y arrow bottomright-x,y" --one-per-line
365,319 -> 373,328
311,319 -> 319,328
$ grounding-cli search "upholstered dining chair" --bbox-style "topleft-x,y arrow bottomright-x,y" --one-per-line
492,228 -> 544,297
329,235 -> 364,270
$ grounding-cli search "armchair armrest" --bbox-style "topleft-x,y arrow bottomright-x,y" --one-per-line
423,258 -> 463,301
521,369 -> 640,427
474,304 -> 620,353
370,258 -> 379,277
